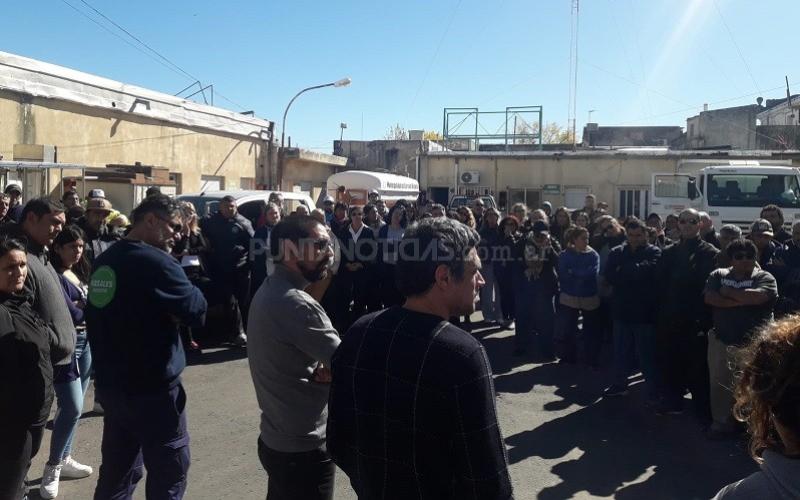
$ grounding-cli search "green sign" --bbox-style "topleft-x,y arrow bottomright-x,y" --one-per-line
543,184 -> 561,194
88,266 -> 117,308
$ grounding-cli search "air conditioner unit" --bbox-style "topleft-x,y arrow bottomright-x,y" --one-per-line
460,171 -> 480,184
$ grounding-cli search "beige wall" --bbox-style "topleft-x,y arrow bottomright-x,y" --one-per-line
422,154 -> 695,214
0,90 -> 269,196
281,158 -> 336,202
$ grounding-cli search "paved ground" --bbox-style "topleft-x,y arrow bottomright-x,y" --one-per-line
28,321 -> 756,499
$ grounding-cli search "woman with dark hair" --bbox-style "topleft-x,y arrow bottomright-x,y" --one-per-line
550,206 -> 572,247
41,225 -> 94,497
495,215 -> 521,328
713,317 -> 800,499
573,211 -> 590,229
377,203 -> 408,307
0,237 -> 57,500
646,212 -> 672,249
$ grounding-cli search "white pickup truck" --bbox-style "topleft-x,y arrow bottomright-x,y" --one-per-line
649,160 -> 800,232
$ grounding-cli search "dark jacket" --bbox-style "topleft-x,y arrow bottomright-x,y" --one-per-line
478,226 -> 502,265
86,240 -> 207,394
171,230 -> 211,285
201,212 -> 254,277
494,232 -> 519,275
76,217 -> 121,265
514,236 -> 559,293
656,237 -> 719,329
774,227 -> 792,245
703,229 -> 721,249
336,224 -> 377,270
0,224 -> 76,366
605,242 -> 661,323
250,224 -> 276,295
0,293 -> 55,427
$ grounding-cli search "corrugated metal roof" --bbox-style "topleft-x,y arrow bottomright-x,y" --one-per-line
0,51 -> 272,139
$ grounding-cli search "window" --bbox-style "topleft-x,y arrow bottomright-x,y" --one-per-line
654,175 -> 691,198
707,173 -> 800,208
240,177 -> 255,190
201,175 -> 224,191
618,188 -> 649,219
506,188 -> 541,209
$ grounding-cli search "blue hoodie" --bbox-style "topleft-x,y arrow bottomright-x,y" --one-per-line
558,248 -> 599,297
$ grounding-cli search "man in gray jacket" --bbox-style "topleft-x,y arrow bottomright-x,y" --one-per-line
247,215 -> 340,500
5,198 -> 74,366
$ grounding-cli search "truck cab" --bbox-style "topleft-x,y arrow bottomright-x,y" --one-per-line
650,161 -> 800,232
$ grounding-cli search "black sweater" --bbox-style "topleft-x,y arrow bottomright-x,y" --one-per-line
86,240 -> 207,394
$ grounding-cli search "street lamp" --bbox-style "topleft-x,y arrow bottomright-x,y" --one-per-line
277,77 -> 351,189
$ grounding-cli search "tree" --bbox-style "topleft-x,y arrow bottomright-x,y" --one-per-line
423,130 -> 444,141
384,123 -> 408,140
513,120 -> 574,144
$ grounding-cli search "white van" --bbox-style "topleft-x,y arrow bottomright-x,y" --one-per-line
650,160 -> 800,232
326,170 -> 419,206
177,190 -> 316,227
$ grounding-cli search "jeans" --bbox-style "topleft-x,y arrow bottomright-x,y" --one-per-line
0,424 -> 44,500
513,277 -> 555,357
49,331 -> 92,464
555,304 -> 602,365
611,322 -> 657,397
257,439 -> 335,500
94,384 -> 190,500
479,263 -> 503,322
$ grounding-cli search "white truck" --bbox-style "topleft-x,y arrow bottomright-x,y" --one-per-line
649,160 -> 800,232
326,170 -> 419,206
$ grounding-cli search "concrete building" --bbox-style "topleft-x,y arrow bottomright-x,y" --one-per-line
333,139 -> 446,177
418,148 -> 800,218
757,95 -> 800,126
685,104 -> 761,149
0,51 -> 274,196
582,124 -> 683,147
281,147 -> 348,203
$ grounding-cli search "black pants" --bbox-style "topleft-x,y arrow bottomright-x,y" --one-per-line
0,424 -> 44,500
658,324 -> 712,424
257,440 -> 334,500
495,265 -> 516,321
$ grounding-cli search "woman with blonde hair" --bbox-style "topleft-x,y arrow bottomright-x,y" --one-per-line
171,201 -> 210,351
713,317 -> 800,498
456,205 -> 476,229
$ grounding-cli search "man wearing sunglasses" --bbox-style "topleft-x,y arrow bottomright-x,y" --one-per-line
655,208 -> 719,420
704,238 -> 777,439
87,195 -> 207,499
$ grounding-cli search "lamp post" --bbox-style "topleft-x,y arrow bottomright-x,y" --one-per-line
277,77 -> 351,189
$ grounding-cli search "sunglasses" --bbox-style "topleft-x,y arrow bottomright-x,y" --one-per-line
732,252 -> 756,261
678,219 -> 699,225
158,216 -> 183,233
312,239 -> 333,251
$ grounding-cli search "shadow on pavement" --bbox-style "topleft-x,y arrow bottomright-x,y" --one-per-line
501,366 -> 756,500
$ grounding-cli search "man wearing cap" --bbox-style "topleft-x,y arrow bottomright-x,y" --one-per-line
704,238 -> 777,439
322,196 -> 335,226
5,184 -> 24,223
77,198 -> 120,265
749,218 -> 780,271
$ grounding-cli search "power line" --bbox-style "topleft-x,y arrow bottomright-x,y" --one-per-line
406,0 -> 463,117
712,0 -> 761,95
76,0 -> 198,83
57,0 -> 185,79
58,0 -> 248,111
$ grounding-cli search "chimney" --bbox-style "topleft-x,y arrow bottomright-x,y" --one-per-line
703,103 -> 709,112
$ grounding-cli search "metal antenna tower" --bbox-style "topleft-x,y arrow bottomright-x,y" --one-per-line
568,0 -> 580,150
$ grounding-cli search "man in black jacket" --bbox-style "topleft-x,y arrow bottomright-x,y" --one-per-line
603,218 -> 661,399
655,208 -> 719,421
201,196 -> 253,345
328,217 -> 513,499
332,205 -> 376,332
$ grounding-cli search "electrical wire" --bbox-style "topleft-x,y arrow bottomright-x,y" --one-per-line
712,0 -> 761,95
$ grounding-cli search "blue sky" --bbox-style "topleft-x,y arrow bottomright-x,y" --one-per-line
4,0 -> 798,152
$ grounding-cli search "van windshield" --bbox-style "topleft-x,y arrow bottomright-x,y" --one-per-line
707,173 -> 800,208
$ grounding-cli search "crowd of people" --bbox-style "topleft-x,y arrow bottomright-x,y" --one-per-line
1,182 -> 799,500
